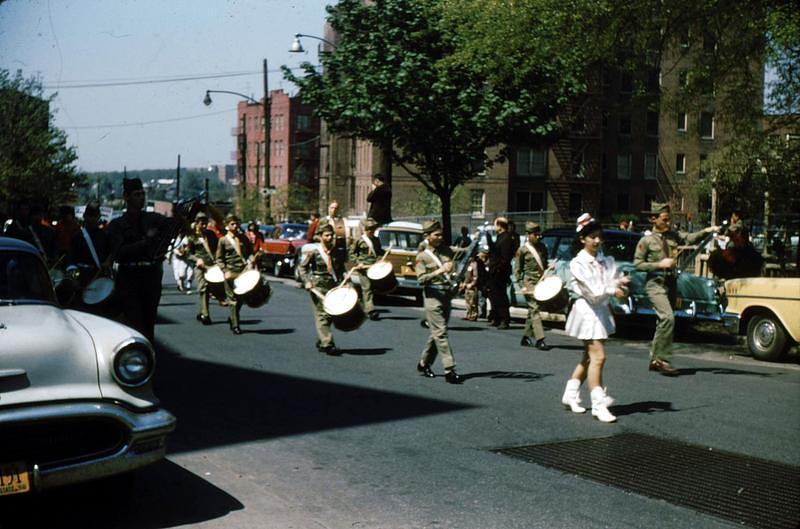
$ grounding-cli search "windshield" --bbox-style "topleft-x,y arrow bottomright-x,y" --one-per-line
0,252 -> 57,304
279,225 -> 308,241
378,230 -> 423,250
542,233 -> 640,263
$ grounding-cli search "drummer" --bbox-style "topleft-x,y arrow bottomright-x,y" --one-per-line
186,211 -> 218,326
300,223 -> 343,356
319,200 -> 348,277
65,202 -> 110,310
215,213 -> 254,335
350,217 -> 383,321
415,219 -> 463,384
515,221 -> 550,350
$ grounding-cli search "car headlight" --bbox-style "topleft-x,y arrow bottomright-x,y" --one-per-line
112,339 -> 155,387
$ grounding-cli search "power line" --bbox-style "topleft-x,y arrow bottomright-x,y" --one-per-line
61,107 -> 238,129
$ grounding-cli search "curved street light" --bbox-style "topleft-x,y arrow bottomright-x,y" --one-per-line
203,89 -> 258,106
289,33 -> 337,53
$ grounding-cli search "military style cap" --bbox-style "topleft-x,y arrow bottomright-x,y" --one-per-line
364,217 -> 379,230
319,223 -> 335,234
224,213 -> 240,224
422,219 -> 442,234
195,211 -> 209,221
122,177 -> 144,194
645,202 -> 671,215
524,221 -> 541,233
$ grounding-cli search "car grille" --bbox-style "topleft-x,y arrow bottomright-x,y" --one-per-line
0,418 -> 127,469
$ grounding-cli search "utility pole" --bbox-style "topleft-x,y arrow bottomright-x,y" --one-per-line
176,154 -> 181,202
263,58 -> 271,219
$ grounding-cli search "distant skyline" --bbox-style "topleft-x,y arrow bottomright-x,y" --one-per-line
0,0 -> 331,172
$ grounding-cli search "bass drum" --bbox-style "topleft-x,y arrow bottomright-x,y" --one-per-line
366,260 -> 397,293
233,269 -> 272,308
533,275 -> 569,313
204,265 -> 227,302
82,277 -> 117,315
323,285 -> 365,332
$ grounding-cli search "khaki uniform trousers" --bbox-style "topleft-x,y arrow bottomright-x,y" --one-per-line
357,271 -> 375,314
194,267 -> 210,318
310,292 -> 334,348
419,288 -> 456,371
224,277 -> 244,328
646,279 -> 675,362
523,294 -> 545,340
464,288 -> 478,319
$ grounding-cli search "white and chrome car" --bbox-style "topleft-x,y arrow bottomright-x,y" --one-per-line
0,237 -> 175,497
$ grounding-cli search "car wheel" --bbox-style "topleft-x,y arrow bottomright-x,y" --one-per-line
746,314 -> 789,361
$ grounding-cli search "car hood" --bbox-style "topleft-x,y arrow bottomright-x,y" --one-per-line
0,304 -> 101,407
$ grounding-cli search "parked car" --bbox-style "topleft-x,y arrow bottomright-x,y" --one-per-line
260,223 -> 309,276
722,277 -> 800,361
0,237 -> 175,496
375,221 -> 425,301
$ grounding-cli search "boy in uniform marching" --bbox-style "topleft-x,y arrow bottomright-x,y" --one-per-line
516,221 -> 550,350
350,217 -> 383,320
300,223 -> 344,356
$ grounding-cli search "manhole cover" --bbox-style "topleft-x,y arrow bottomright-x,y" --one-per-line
494,433 -> 799,529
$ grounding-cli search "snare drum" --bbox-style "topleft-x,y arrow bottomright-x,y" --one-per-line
366,261 -> 397,293
82,277 -> 117,314
532,275 -> 569,313
204,265 -> 226,302
233,269 -> 272,308
323,285 -> 365,331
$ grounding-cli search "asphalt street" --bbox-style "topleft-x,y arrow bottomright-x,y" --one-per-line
7,274 -> 800,529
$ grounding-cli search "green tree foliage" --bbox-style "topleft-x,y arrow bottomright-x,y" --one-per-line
283,0 -> 588,241
0,69 -> 83,214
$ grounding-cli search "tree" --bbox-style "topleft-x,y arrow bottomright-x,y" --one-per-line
0,69 -> 83,214
283,0 -> 585,242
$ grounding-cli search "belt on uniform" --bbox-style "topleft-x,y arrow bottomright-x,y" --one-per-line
423,284 -> 453,293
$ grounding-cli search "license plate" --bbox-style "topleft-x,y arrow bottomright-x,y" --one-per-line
0,462 -> 31,496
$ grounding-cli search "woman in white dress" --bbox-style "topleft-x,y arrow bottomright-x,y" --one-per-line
561,214 -> 631,423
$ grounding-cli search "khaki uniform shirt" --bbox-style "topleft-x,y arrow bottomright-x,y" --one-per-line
350,234 -> 382,267
215,233 -> 252,275
634,228 -> 707,274
515,241 -> 548,291
186,230 -> 218,267
300,244 -> 341,292
415,245 -> 455,290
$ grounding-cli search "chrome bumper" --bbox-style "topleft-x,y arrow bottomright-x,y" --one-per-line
0,401 -> 176,491
721,312 -> 742,333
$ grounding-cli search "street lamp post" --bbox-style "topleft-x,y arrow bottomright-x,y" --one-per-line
289,33 -> 337,54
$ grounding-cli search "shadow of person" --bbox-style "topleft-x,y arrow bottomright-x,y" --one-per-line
461,371 -> 552,382
339,347 -> 390,356
249,328 -> 295,335
610,400 -> 676,417
676,366 -> 781,377
552,344 -> 585,351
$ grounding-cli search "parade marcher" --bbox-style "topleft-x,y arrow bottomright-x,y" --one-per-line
454,226 -> 472,248
28,203 -> 57,266
300,223 -> 343,355
460,249 -> 486,321
306,212 -> 320,243
561,214 -> 631,423
186,211 -> 218,325
319,200 -> 348,277
350,217 -> 383,321
169,233 -> 193,293
366,174 -> 392,226
415,219 -> 463,384
516,221 -> 550,350
634,204 -> 717,375
106,177 -> 171,342
215,213 -> 254,335
55,205 -> 81,265
485,217 -> 514,329
66,203 -> 110,307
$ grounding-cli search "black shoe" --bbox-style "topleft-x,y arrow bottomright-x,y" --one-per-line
231,326 -> 242,335
323,344 -> 341,356
417,363 -> 435,378
196,313 -> 203,322
315,340 -> 322,352
198,315 -> 212,326
521,336 -> 534,347
535,339 -> 550,351
498,321 -> 510,330
368,311 -> 380,321
420,319 -> 429,329
445,370 -> 463,384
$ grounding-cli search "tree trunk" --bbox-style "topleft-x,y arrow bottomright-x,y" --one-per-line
439,187 -> 453,246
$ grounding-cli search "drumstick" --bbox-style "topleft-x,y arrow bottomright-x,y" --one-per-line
309,287 -> 326,301
379,245 -> 393,261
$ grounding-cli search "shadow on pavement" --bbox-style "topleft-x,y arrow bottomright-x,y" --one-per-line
152,342 -> 472,454
248,328 -> 295,335
340,347 -> 391,356
2,460 -> 243,529
461,370 -> 552,382
676,366 -> 785,377
611,400 -> 677,417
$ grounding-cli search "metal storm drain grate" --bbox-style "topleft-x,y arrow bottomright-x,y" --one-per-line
494,433 -> 799,529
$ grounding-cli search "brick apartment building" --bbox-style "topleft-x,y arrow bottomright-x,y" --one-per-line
234,89 -> 320,221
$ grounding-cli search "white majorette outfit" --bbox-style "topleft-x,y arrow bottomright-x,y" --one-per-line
564,249 -> 618,340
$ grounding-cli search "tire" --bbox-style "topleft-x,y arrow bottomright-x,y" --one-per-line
746,314 -> 789,361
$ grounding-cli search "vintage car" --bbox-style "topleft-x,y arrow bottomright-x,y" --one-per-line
0,237 -> 175,497
375,221 -> 425,301
260,222 -> 309,277
722,277 -> 800,361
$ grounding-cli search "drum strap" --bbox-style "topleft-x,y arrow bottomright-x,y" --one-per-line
201,235 -> 213,261
81,228 -> 102,269
525,242 -> 544,271
424,249 -> 451,282
228,233 -> 246,265
318,245 -> 338,281
361,234 -> 376,256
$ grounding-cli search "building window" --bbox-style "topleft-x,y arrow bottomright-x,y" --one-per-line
677,112 -> 687,132
676,153 -> 686,175
644,153 -> 657,180
619,115 -> 632,135
620,72 -> 633,94
699,154 -> 708,180
572,151 -> 585,178
470,190 -> 486,218
515,191 -> 544,212
568,193 -> 582,217
646,111 -> 659,136
516,147 -> 546,177
700,112 -> 715,139
617,193 -> 629,212
679,28 -> 690,48
601,152 -> 608,178
296,114 -> 310,130
617,154 -> 631,179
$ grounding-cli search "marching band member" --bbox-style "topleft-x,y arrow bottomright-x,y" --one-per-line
215,214 -> 253,335
350,217 -> 383,321
319,200 -> 348,277
186,211 -> 218,325
415,219 -> 463,384
300,223 -> 343,356
516,221 -> 550,350
66,203 -> 110,311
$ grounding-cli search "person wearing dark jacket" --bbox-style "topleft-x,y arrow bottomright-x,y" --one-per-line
366,174 -> 392,226
485,217 -> 514,329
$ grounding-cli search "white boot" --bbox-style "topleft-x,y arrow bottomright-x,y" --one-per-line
561,379 -> 586,414
591,387 -> 617,423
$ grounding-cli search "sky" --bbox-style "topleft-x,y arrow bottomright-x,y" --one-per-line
0,0 -> 331,173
